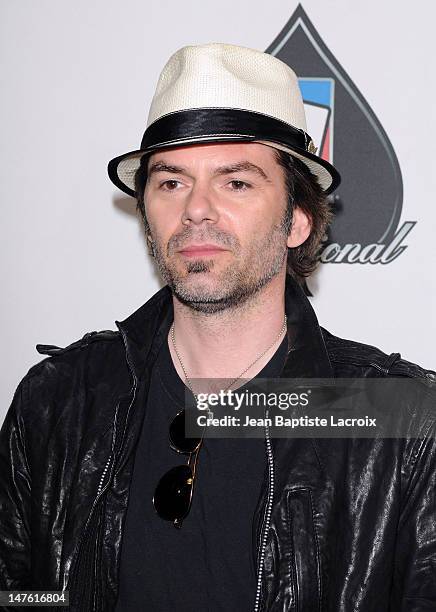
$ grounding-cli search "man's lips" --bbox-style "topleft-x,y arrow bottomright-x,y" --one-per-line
177,244 -> 229,257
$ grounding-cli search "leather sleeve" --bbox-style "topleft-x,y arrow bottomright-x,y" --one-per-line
0,375 -> 32,590
391,411 -> 436,611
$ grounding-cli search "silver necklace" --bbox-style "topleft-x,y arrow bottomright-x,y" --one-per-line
170,314 -> 287,402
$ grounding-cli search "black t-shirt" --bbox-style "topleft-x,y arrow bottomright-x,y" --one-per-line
115,329 -> 288,612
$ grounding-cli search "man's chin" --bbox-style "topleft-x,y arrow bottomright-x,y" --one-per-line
162,268 -> 231,311
171,288 -> 233,314
171,273 -> 223,300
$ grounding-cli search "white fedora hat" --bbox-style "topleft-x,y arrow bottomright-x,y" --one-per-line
108,43 -> 340,195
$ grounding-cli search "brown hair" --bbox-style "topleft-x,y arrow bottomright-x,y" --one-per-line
134,148 -> 333,283
273,150 -> 333,280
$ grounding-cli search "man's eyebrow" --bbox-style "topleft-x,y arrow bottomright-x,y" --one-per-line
148,162 -> 186,177
213,162 -> 271,181
147,160 -> 271,182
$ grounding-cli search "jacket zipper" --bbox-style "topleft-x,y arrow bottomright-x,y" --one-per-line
66,325 -> 138,610
96,456 -> 112,497
253,410 -> 274,612
65,402 -> 125,610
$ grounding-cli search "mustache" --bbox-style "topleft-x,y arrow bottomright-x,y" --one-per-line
167,227 -> 240,253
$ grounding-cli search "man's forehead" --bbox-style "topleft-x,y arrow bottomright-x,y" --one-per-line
147,141 -> 279,167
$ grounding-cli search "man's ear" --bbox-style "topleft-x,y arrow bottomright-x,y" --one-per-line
287,206 -> 312,248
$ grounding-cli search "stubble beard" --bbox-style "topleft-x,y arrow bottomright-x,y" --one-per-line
150,219 -> 290,314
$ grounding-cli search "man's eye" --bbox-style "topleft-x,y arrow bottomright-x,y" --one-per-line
229,180 -> 251,191
160,179 -> 181,190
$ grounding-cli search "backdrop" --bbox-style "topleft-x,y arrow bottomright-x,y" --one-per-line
1,0 -> 435,421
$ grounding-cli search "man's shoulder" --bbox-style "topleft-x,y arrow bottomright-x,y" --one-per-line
321,326 -> 436,385
2,329 -> 129,438
34,328 -> 122,361
21,328 -> 127,397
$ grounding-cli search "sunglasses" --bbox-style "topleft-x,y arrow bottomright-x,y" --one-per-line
153,408 -> 205,529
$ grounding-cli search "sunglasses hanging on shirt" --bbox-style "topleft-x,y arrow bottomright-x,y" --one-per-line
153,407 -> 205,529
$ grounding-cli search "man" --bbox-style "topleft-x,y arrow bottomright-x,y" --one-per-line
1,43 -> 435,611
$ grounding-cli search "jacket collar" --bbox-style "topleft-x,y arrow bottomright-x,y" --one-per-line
115,273 -> 333,381
281,274 -> 334,378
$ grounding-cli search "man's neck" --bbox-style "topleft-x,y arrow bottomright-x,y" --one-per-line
168,271 -> 287,385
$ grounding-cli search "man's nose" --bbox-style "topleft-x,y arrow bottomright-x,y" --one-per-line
181,182 -> 219,226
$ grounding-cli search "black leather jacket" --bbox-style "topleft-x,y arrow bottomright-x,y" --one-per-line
1,274 -> 436,611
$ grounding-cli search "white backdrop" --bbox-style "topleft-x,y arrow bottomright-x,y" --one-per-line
1,0 -> 435,421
